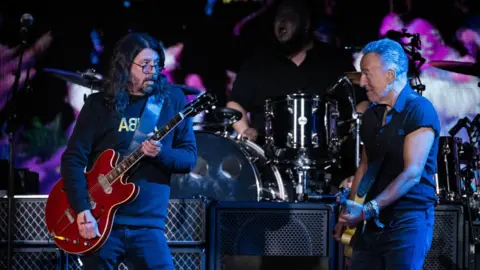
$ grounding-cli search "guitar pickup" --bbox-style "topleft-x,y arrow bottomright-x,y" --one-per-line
65,209 -> 75,224
98,174 -> 112,194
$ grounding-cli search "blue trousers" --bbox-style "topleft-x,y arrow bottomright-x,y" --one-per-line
80,227 -> 174,270
350,207 -> 434,270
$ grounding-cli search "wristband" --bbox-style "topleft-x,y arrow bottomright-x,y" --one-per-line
363,200 -> 380,221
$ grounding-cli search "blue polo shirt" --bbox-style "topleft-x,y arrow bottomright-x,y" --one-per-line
361,84 -> 441,211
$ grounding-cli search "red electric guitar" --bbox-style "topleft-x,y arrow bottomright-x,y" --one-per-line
44,91 -> 216,255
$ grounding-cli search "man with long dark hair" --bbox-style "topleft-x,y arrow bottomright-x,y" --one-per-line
61,32 -> 197,269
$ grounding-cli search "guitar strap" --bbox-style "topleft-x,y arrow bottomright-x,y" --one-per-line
126,94 -> 164,154
355,113 -> 399,198
355,122 -> 396,230
355,93 -> 418,229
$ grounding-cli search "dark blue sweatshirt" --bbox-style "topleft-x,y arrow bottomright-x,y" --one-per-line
61,86 -> 197,229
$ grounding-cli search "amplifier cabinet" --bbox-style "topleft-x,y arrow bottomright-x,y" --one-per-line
0,196 -> 208,245
0,195 -> 51,245
208,201 -> 337,270
0,247 -> 62,270
424,204 -> 464,270
341,204 -> 466,270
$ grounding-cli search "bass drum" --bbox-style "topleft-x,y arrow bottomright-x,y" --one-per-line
170,131 -> 288,201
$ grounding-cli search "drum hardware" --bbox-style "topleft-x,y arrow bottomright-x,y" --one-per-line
384,30 -> 426,94
44,68 -> 203,95
429,60 -> 480,78
283,153 -> 339,202
212,107 -> 243,136
170,131 -> 287,202
325,99 -> 342,155
43,68 -> 104,91
264,91 -> 323,150
442,114 -> 480,206
285,167 -> 334,202
436,136 -> 463,203
264,90 -> 345,202
353,112 -> 363,168
344,72 -> 361,85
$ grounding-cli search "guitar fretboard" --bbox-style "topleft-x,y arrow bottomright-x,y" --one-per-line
106,113 -> 185,184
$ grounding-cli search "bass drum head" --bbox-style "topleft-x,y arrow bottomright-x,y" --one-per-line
170,131 -> 285,201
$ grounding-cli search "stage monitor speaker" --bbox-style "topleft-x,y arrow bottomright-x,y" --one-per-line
424,204 -> 465,270
208,201 -> 338,270
342,204 -> 466,270
0,247 -> 63,269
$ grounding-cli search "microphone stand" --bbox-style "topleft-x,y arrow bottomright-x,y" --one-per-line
6,30 -> 30,270
343,78 -> 362,169
353,112 -> 362,168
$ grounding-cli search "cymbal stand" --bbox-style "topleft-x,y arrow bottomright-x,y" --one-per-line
286,149 -> 317,202
343,78 -> 362,169
353,112 -> 362,168
449,115 -> 480,244
396,30 -> 426,95
469,114 -> 480,192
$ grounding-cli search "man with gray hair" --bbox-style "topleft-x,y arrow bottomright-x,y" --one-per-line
333,38 -> 440,270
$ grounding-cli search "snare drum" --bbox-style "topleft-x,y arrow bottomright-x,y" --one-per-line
170,131 -> 287,201
265,92 -> 338,152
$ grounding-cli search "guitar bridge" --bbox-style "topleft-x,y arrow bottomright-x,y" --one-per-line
98,174 -> 112,194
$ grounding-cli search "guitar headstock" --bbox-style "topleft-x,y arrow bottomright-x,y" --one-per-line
183,91 -> 217,117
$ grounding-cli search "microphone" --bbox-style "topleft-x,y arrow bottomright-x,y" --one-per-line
326,76 -> 348,95
20,13 -> 34,44
21,13 -> 34,28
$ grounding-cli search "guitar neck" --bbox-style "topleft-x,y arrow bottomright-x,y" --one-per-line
106,112 -> 185,183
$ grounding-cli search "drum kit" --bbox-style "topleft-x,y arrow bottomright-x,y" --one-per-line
427,60 -> 480,211
173,89 -> 355,203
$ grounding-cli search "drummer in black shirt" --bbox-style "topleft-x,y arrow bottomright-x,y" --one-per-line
228,0 -> 369,143
227,0 -> 370,181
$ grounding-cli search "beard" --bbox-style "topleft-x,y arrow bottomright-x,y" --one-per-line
275,28 -> 312,55
137,75 -> 159,95
142,80 -> 158,94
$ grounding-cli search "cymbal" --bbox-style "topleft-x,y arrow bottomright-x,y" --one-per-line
45,68 -> 204,95
429,61 -> 480,77
193,108 -> 242,128
213,107 -> 242,123
44,68 -> 104,91
345,71 -> 361,85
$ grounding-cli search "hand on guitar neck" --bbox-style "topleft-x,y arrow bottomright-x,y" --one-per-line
332,196 -> 364,241
77,210 -> 101,240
